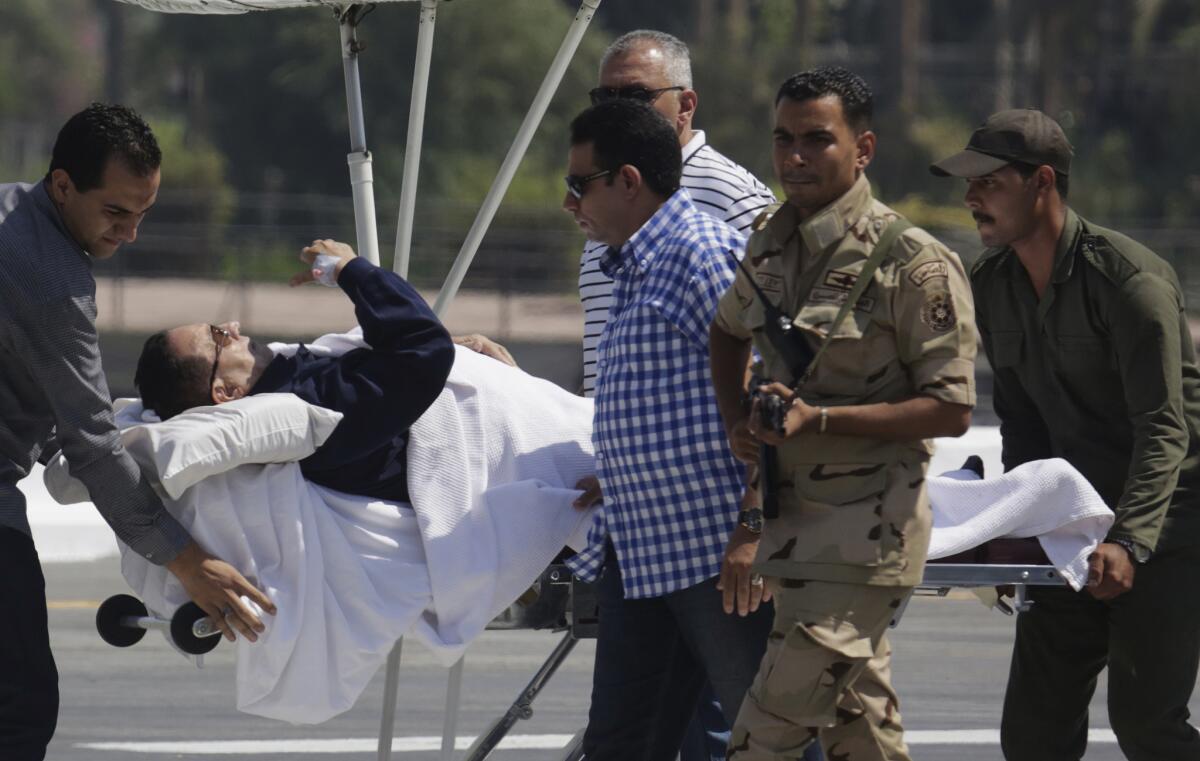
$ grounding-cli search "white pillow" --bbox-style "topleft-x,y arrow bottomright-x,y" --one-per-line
44,393 -> 343,503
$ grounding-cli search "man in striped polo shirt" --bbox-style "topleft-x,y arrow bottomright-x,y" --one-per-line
578,30 -> 777,397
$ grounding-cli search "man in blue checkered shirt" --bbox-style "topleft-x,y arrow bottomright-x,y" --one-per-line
563,99 -> 773,759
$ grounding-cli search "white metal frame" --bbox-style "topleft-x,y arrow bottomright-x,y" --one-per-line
376,4 -> 603,755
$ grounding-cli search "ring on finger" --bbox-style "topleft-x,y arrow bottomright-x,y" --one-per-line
221,604 -> 234,618
749,574 -> 765,587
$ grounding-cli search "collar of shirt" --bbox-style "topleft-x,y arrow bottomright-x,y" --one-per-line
993,206 -> 1084,285
1050,207 -> 1084,285
250,346 -> 314,395
598,187 -> 696,280
681,130 -> 707,163
30,181 -> 92,268
763,174 -> 873,260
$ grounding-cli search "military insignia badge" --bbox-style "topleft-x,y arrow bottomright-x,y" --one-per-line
808,287 -> 875,313
755,273 -> 784,294
823,269 -> 858,291
907,260 -> 948,287
921,293 -> 957,332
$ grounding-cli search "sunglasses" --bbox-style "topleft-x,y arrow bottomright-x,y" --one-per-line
208,324 -> 232,389
588,85 -> 684,106
564,169 -> 614,199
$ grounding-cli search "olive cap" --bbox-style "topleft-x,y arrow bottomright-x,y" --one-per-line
930,108 -> 1073,178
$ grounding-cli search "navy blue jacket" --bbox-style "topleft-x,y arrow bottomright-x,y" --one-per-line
250,257 -> 455,503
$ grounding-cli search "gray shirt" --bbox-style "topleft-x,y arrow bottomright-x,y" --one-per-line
0,181 -> 189,563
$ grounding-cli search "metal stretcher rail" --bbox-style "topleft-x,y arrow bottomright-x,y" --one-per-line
454,557 -> 1067,760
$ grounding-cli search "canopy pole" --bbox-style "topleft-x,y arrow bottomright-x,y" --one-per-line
340,5 -> 381,265
392,0 -> 438,278
432,0 -> 602,317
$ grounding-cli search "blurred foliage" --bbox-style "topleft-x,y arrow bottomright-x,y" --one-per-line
4,0 -> 1200,290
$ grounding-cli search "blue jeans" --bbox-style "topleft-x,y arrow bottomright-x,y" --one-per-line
581,547 -> 773,761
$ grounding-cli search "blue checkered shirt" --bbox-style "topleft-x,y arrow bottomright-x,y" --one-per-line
566,189 -> 747,598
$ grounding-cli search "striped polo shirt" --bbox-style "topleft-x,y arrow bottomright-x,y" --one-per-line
577,130 -> 776,395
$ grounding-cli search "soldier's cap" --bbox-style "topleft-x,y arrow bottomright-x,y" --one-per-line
929,109 -> 1072,178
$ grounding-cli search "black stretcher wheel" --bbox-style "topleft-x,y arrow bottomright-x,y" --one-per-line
170,602 -> 221,655
96,594 -> 149,648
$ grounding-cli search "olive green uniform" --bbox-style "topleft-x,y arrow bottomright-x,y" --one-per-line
715,176 -> 977,760
972,209 -> 1200,760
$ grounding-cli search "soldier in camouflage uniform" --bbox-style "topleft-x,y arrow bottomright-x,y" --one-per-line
709,67 -> 977,761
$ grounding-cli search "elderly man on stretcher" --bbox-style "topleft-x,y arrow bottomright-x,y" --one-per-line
46,239 -> 1115,725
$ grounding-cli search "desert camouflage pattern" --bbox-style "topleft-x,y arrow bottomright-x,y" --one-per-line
714,174 -> 977,587
727,580 -> 912,761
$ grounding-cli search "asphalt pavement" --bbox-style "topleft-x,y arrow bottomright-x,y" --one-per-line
42,558 -> 1190,760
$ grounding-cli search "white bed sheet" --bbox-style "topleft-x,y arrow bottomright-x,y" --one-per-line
121,346 -> 596,724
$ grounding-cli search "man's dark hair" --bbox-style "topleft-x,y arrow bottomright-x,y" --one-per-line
48,103 -> 161,193
1012,160 -> 1070,200
569,100 -> 681,198
775,66 -> 874,133
135,331 -> 212,420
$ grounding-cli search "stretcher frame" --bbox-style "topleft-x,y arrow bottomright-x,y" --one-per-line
453,559 -> 1067,761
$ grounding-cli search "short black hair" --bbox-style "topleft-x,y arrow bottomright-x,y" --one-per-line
48,103 -> 161,193
135,331 -> 212,420
569,99 -> 681,198
1012,160 -> 1070,200
775,66 -> 874,133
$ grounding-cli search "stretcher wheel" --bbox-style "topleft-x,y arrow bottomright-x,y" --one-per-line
96,594 -> 149,648
170,602 -> 221,655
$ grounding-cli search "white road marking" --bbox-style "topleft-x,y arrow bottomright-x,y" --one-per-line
77,734 -> 575,754
906,728 -> 1117,744
77,729 -> 1120,754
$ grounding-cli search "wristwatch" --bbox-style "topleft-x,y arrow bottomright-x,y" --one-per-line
738,507 -> 764,534
1112,538 -> 1151,564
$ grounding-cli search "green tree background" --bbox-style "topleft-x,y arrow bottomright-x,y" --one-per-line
4,0 -> 1200,297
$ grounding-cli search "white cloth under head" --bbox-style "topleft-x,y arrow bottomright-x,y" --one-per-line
120,339 -> 595,723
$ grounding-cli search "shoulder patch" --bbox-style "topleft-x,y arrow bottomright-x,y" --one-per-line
920,292 -> 957,333
907,260 -> 949,287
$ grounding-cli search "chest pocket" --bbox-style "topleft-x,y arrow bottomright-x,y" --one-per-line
791,291 -> 875,398
737,268 -> 801,382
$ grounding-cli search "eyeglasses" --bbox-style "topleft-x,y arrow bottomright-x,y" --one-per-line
588,85 -> 684,106
564,169 -> 614,199
208,324 -> 232,389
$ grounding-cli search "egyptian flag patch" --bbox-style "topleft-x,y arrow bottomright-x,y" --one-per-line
823,269 -> 858,291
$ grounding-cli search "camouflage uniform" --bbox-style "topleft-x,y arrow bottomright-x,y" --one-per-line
714,175 -> 977,760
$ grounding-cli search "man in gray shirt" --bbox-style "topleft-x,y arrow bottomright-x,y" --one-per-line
0,103 -> 274,760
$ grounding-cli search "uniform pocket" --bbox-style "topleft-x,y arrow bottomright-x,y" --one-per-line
794,462 -> 889,505
786,462 -> 890,566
